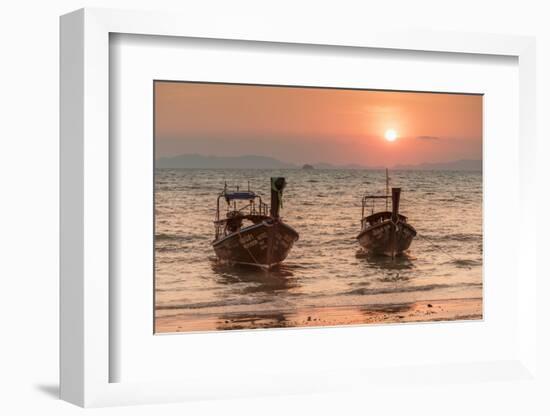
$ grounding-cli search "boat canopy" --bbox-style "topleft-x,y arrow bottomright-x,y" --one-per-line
224,191 -> 257,202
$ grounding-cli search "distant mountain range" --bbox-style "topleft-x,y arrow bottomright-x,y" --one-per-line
157,154 -> 482,171
156,154 -> 296,169
393,159 -> 482,171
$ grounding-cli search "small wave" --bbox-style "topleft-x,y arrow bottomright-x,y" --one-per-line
377,273 -> 411,283
446,259 -> 481,268
349,281 -> 371,288
344,282 -> 481,296
157,297 -> 271,311
448,233 -> 481,242
421,233 -> 481,243
156,233 -> 181,241
186,184 -> 209,189
156,233 -> 207,242
321,237 -> 355,246
362,302 -> 414,314
156,245 -> 190,252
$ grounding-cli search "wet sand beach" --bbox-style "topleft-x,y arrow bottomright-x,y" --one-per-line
156,297 -> 482,333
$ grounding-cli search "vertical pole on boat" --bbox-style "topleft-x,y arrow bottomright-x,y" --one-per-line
385,168 -> 389,211
268,177 -> 286,269
270,177 -> 286,219
391,187 -> 401,259
215,196 -> 220,239
391,187 -> 401,222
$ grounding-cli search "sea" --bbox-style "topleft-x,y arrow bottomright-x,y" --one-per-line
154,169 -> 483,332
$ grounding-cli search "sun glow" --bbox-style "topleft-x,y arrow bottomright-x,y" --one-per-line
384,129 -> 398,142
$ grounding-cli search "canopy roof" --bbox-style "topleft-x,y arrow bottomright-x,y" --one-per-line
224,191 -> 257,202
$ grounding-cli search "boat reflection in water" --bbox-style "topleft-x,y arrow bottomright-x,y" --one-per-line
216,311 -> 291,331
210,261 -> 298,330
356,249 -> 415,272
211,261 -> 298,292
212,177 -> 299,269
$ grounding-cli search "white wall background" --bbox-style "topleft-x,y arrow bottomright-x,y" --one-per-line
0,1 -> 548,415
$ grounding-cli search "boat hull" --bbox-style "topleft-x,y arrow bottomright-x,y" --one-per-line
212,220 -> 299,268
357,220 -> 416,256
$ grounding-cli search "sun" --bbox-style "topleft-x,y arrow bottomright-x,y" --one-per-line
384,129 -> 398,142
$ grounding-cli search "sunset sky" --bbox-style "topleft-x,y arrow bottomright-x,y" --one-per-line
154,81 -> 482,167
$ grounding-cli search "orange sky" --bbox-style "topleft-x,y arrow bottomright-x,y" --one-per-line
154,81 -> 482,167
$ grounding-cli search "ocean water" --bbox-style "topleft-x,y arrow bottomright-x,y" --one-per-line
155,169 -> 482,332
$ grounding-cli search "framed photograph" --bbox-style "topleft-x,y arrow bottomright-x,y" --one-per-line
60,8 -> 538,408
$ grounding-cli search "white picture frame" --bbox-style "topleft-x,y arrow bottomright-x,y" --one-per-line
60,7 -> 538,408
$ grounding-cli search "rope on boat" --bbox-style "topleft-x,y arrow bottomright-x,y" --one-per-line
416,233 -> 472,270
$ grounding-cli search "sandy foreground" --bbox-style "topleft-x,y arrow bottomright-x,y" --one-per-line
155,297 -> 482,333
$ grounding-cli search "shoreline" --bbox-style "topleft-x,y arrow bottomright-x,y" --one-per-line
155,297 -> 482,334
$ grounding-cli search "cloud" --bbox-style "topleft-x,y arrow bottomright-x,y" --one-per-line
416,135 -> 441,141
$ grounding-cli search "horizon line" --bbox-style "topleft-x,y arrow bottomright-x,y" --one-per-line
155,153 -> 482,168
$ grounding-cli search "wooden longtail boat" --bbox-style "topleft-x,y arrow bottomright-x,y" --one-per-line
357,170 -> 417,257
212,177 -> 299,269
